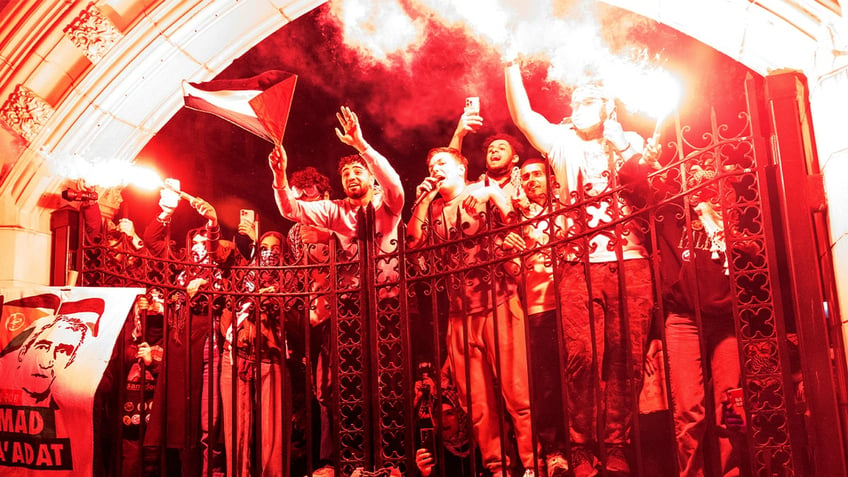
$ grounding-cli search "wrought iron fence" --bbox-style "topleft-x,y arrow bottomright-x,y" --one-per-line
81,92 -> 822,477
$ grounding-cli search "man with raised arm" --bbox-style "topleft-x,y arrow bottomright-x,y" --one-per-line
268,106 -> 404,477
504,54 -> 657,477
268,106 -> 404,259
448,108 -> 525,204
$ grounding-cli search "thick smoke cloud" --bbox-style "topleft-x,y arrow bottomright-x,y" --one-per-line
126,1 -> 752,242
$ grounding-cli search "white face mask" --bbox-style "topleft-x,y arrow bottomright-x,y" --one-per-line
571,97 -> 605,132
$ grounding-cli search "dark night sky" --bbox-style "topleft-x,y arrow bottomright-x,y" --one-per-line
124,2 -> 754,242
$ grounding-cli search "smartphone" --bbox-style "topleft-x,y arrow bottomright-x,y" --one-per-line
725,387 -> 746,426
240,209 -> 258,237
419,427 -> 436,460
464,96 -> 480,115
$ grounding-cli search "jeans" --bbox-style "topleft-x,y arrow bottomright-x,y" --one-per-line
666,311 -> 741,477
558,259 -> 653,447
201,335 -> 225,477
527,309 -> 568,457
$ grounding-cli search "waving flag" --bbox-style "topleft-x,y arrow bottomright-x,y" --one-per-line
182,70 -> 297,145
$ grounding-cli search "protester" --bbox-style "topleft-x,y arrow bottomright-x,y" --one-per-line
501,157 -> 569,476
651,156 -> 747,477
221,230 -> 289,476
143,185 -> 228,477
118,294 -> 164,477
413,361 -> 478,477
505,55 -> 657,476
286,166 -> 338,475
269,106 -> 405,476
407,147 -> 535,477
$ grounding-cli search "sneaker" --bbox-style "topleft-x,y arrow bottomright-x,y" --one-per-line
522,470 -> 536,477
604,445 -> 630,475
570,446 -> 599,477
546,452 -> 569,477
311,465 -> 335,477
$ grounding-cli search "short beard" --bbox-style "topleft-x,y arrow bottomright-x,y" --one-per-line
345,187 -> 367,200
528,191 -> 548,206
486,163 -> 512,180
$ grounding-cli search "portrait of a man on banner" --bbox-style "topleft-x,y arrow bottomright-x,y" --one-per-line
0,287 -> 142,476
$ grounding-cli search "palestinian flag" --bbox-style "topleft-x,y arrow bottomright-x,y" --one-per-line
182,70 -> 297,145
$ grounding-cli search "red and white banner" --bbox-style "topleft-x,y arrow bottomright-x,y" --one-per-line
0,286 -> 143,475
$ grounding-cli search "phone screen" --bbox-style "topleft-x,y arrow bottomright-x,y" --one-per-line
420,427 -> 436,455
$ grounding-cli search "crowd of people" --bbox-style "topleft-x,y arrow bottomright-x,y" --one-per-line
78,55 -> 755,477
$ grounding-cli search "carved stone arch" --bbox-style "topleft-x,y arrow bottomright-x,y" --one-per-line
0,0 -> 327,285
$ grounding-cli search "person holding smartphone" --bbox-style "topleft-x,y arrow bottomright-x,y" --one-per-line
413,361 -> 477,477
448,98 -> 525,204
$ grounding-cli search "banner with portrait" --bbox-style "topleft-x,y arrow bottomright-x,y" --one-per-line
0,286 -> 143,476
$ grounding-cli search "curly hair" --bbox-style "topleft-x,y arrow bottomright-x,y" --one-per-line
483,133 -> 523,159
337,154 -> 369,175
289,166 -> 331,195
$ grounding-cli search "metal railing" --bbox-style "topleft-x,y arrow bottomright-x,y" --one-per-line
81,80 -> 842,477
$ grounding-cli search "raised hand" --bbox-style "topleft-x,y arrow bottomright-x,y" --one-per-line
642,135 -> 662,170
268,145 -> 288,187
456,109 -> 483,137
335,106 -> 367,152
159,180 -> 181,216
191,198 -> 218,226
603,118 -> 630,152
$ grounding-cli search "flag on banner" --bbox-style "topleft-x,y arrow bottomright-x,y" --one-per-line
0,293 -> 61,352
182,70 -> 298,145
0,286 -> 142,476
57,297 -> 105,337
